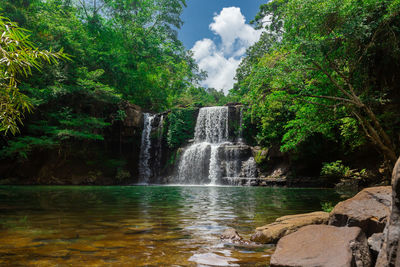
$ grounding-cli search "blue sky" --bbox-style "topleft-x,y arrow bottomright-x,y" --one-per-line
178,0 -> 267,93
179,0 -> 266,49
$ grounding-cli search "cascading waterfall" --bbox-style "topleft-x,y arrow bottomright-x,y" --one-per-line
176,106 -> 257,185
154,115 -> 164,178
194,107 -> 229,143
177,107 -> 229,185
139,113 -> 156,184
208,145 -> 220,185
238,107 -> 244,143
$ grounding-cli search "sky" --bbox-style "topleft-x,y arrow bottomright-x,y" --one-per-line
178,0 -> 267,94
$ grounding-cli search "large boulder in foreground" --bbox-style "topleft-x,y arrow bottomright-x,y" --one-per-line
329,186 -> 391,236
251,211 -> 329,243
376,157 -> 400,267
270,225 -> 371,267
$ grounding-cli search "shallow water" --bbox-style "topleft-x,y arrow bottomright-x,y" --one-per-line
0,186 -> 348,266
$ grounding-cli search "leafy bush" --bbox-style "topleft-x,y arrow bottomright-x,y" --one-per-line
116,169 -> 130,182
254,148 -> 268,165
321,160 -> 368,180
0,136 -> 56,160
166,108 -> 197,149
321,202 -> 334,213
321,160 -> 350,178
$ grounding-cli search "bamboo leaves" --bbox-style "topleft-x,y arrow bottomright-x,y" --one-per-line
0,15 -> 69,135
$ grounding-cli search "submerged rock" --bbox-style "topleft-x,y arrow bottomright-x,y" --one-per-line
220,228 -> 264,250
329,186 -> 391,237
189,252 -> 239,266
376,157 -> 400,267
251,211 -> 329,244
220,228 -> 242,242
270,225 -> 371,267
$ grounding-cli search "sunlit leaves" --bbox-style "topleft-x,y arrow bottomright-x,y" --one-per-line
235,0 -> 400,160
0,15 -> 68,135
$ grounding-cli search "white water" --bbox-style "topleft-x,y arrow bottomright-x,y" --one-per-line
139,113 -> 156,183
155,115 -> 164,178
176,106 -> 257,185
208,145 -> 220,185
194,107 -> 229,143
238,107 -> 244,143
177,107 -> 229,185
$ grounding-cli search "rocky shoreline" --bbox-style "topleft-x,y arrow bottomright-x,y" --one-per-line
223,157 -> 400,266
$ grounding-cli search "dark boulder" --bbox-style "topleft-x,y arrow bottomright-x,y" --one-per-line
329,186 -> 391,237
120,101 -> 143,136
376,157 -> 400,266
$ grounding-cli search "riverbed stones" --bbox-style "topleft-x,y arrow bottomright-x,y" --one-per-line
270,225 -> 371,267
251,211 -> 329,243
376,157 -> 400,267
329,186 -> 391,237
220,228 -> 242,242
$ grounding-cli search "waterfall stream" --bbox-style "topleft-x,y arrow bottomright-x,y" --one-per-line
176,106 -> 257,185
139,113 -> 155,184
138,107 -> 258,185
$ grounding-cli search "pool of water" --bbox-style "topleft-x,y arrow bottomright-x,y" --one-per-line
0,186 -> 349,266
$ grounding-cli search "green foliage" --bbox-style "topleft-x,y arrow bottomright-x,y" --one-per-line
166,149 -> 181,168
53,109 -> 110,141
0,15 -> 68,135
174,87 -> 229,108
321,202 -> 334,213
0,136 -> 56,159
233,0 -> 400,167
254,148 -> 268,165
339,117 -> 365,152
0,0 -> 207,162
115,168 -> 130,182
321,160 -> 350,178
321,160 -> 369,182
166,108 -> 197,149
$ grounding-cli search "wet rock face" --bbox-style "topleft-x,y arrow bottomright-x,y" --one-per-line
251,211 -> 329,244
217,144 -> 257,181
329,186 -> 391,237
376,157 -> 400,267
121,102 -> 143,133
270,225 -> 371,267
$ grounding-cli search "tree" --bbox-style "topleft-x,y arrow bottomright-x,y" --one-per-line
237,0 -> 400,169
0,15 -> 68,134
281,0 -> 400,165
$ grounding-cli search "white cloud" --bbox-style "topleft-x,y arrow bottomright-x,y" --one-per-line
210,7 -> 262,55
191,7 -> 262,94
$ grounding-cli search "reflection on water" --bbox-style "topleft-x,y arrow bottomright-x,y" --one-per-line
0,186 -> 347,266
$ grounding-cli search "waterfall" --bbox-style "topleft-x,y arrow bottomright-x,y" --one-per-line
208,145 -> 220,185
139,113 -> 155,184
154,115 -> 164,179
177,107 -> 228,184
177,143 -> 211,184
194,107 -> 229,143
238,107 -> 244,143
175,106 -> 258,185
241,157 -> 257,178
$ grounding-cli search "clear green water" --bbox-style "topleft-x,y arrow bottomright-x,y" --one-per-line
0,186 -> 348,266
